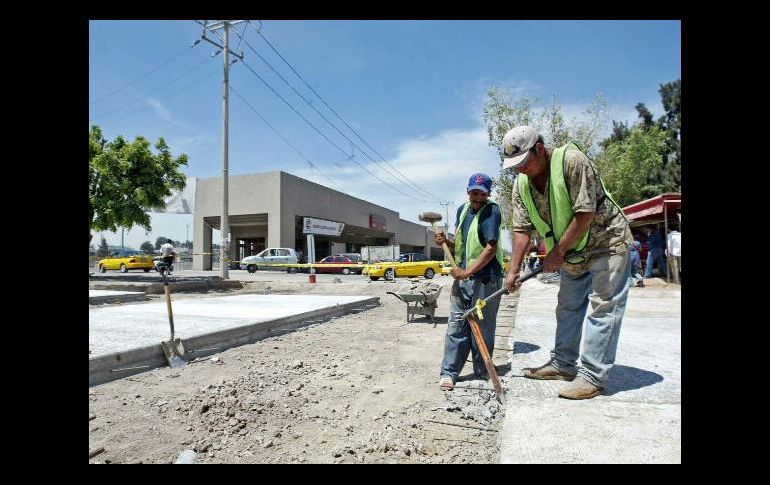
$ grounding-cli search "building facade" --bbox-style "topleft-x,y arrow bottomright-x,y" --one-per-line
193,171 -> 442,270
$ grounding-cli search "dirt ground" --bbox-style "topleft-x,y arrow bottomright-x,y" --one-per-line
88,276 -> 520,464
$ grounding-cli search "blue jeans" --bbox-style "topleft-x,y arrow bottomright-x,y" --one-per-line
644,248 -> 667,277
440,276 -> 503,381
551,251 -> 631,387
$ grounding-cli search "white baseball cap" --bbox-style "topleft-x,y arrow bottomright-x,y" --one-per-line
502,126 -> 540,169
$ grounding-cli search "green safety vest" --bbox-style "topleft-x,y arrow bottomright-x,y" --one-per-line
454,201 -> 505,272
518,142 -> 625,264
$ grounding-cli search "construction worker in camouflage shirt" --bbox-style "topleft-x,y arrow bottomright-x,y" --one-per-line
502,125 -> 634,400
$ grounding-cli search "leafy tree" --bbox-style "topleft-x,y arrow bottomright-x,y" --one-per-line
595,125 -> 668,207
140,241 -> 155,254
600,120 -> 631,149
600,79 -> 681,199
655,79 -> 681,192
482,87 -> 609,231
155,236 -> 166,250
89,125 -> 188,244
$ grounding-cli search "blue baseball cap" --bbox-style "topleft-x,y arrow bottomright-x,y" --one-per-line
467,173 -> 492,194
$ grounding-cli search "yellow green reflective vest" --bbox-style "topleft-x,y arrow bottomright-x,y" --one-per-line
517,142 -> 623,264
454,201 -> 505,271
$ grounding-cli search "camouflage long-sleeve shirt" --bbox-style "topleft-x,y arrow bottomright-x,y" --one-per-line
511,148 -> 633,275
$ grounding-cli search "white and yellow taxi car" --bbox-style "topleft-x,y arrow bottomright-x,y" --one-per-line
363,259 -> 442,281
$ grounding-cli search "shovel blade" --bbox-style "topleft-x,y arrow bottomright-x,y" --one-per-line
161,338 -> 187,368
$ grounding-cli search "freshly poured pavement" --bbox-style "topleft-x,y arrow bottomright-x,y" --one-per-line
498,278 -> 681,464
89,294 -> 374,357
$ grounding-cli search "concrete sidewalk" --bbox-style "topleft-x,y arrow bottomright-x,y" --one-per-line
498,278 -> 681,464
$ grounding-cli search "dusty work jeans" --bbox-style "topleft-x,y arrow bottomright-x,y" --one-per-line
551,251 -> 631,387
440,276 -> 503,381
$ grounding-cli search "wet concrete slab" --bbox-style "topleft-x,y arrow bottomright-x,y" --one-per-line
89,294 -> 374,357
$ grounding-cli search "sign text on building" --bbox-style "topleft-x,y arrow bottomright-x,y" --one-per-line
303,217 -> 345,236
369,214 -> 387,230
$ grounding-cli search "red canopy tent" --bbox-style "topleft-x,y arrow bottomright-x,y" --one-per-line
622,193 -> 681,228
623,193 -> 681,283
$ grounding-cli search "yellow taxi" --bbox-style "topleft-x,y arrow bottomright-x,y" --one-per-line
439,260 -> 453,276
363,260 -> 442,281
98,251 -> 155,273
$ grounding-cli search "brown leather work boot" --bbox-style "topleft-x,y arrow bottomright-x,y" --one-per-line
558,376 -> 604,400
522,360 -> 576,381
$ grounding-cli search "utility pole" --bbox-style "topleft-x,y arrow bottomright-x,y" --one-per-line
199,21 -> 245,279
185,224 -> 190,249
439,201 -> 453,235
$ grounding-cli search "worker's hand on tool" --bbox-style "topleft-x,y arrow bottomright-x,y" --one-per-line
451,267 -> 470,280
542,248 -> 566,272
505,271 -> 521,293
434,231 -> 447,246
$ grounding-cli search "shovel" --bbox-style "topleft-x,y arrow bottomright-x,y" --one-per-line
159,265 -> 187,368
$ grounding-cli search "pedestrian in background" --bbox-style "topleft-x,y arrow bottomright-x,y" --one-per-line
666,227 -> 681,283
630,240 -> 644,287
643,226 -> 667,278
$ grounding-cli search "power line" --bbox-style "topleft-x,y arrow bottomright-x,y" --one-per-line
250,23 -> 444,203
230,85 -> 348,194
237,59 -> 436,203
97,65 -> 220,127
90,43 -> 198,106
92,57 -> 213,120
234,30 -> 438,203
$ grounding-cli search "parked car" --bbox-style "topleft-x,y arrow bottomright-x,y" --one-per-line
314,255 -> 365,275
439,260 -> 453,276
399,252 -> 428,263
363,260 -> 442,281
98,251 -> 154,273
240,248 -> 299,273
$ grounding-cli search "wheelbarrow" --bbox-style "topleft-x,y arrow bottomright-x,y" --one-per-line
387,283 -> 444,327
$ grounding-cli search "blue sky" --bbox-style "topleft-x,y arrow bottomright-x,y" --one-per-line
89,20 -> 681,251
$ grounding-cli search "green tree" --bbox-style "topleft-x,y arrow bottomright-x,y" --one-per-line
482,87 -> 610,231
655,79 -> 681,192
140,241 -> 155,254
155,236 -> 166,250
595,125 -> 668,207
89,125 -> 188,244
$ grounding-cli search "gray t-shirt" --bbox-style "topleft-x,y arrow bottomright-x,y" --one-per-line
511,148 -> 633,275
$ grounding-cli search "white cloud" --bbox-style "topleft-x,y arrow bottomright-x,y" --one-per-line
147,98 -> 173,122
291,126 -> 501,227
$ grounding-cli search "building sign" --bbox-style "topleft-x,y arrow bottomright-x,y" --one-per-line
303,217 -> 345,236
369,214 -> 387,230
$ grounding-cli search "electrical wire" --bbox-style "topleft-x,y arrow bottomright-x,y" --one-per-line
237,59 -> 436,202
89,44 -> 196,106
97,65 -> 220,127
250,24 -> 444,203
92,57 -> 213,120
230,85 -> 348,194
236,32 -> 437,202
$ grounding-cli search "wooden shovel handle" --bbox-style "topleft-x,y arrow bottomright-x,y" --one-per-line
467,314 -> 503,397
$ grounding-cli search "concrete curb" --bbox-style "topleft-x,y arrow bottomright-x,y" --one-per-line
89,296 -> 380,387
89,293 -> 149,305
89,278 -> 243,295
